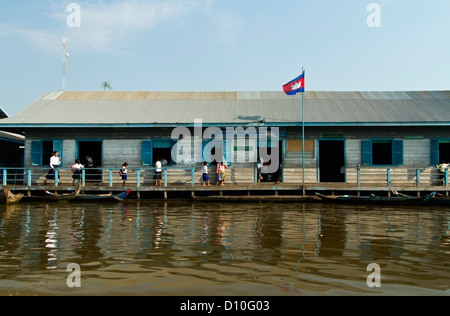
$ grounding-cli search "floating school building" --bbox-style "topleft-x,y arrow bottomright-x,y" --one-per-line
0,90 -> 449,191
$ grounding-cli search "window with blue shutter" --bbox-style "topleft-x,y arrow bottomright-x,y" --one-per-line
430,139 -> 439,166
142,141 -> 153,165
31,141 -> 43,166
362,139 -> 403,166
31,140 -> 63,166
431,139 -> 450,166
362,140 -> 373,166
392,140 -> 404,166
53,140 -> 63,165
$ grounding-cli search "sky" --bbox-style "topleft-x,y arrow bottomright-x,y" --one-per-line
0,0 -> 449,116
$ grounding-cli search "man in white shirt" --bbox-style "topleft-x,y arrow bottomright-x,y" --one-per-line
44,151 -> 61,185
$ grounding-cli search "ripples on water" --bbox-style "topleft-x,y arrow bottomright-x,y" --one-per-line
0,201 -> 448,296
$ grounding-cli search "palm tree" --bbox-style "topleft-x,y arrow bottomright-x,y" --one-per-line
102,81 -> 113,91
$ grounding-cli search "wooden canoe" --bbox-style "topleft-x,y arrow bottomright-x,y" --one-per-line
315,192 -> 436,206
192,195 -> 321,203
22,187 -> 81,202
74,189 -> 131,202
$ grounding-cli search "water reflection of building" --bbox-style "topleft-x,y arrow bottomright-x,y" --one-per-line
1,202 -> 449,294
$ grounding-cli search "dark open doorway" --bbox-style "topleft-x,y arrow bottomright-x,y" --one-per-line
439,143 -> 450,163
258,141 -> 283,183
78,141 -> 103,167
153,148 -> 173,165
77,141 -> 103,182
319,140 -> 345,183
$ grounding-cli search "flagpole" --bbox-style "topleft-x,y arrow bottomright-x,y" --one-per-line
301,69 -> 306,196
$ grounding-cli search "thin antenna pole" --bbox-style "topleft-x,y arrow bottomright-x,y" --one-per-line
63,36 -> 68,91
302,68 -> 306,196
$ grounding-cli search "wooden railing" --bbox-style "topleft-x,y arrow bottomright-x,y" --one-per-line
0,166 -> 448,188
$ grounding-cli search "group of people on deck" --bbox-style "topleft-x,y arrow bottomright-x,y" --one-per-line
202,161 -> 227,187
43,152 -> 271,187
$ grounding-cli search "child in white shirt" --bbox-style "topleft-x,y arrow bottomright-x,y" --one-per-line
202,162 -> 211,187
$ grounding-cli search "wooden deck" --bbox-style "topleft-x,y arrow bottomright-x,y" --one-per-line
8,182 -> 450,200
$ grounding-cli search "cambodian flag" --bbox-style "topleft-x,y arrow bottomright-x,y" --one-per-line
283,72 -> 305,95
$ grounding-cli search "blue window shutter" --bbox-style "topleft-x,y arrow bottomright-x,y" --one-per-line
153,140 -> 175,149
362,140 -> 373,166
142,141 -> 153,165
392,140 -> 404,166
31,141 -> 43,166
430,139 -> 439,166
53,140 -> 63,165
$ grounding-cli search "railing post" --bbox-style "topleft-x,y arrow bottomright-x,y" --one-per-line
27,169 -> 32,187
387,168 -> 391,187
164,169 -> 168,188
445,169 -> 449,187
136,169 -> 141,188
416,169 -> 421,187
357,164 -> 361,187
81,169 -> 86,187
191,167 -> 195,187
2,169 -> 7,186
109,169 -> 113,187
55,169 -> 59,187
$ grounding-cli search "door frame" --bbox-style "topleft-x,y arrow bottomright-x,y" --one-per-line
76,139 -> 104,167
317,138 -> 347,183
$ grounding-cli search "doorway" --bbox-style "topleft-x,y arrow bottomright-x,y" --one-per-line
78,141 -> 103,167
258,141 -> 283,183
439,143 -> 450,163
77,141 -> 103,182
319,140 -> 345,183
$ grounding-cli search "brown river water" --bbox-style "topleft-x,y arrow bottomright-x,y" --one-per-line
0,201 -> 448,296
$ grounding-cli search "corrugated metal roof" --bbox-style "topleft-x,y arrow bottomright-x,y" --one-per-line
1,91 -> 450,127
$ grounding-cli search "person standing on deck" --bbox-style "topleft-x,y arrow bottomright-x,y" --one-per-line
43,151 -> 61,185
120,163 -> 128,187
202,162 -> 212,187
155,158 -> 162,187
257,157 -> 264,183
72,159 -> 84,185
216,162 -> 227,186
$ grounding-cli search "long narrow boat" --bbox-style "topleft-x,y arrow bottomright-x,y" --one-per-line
315,192 -> 436,206
393,191 -> 450,207
22,187 -> 81,202
192,195 -> 321,203
74,189 -> 131,202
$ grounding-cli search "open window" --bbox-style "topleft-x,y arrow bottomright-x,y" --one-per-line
142,140 -> 176,166
430,139 -> 450,165
31,140 -> 63,166
362,139 -> 403,166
